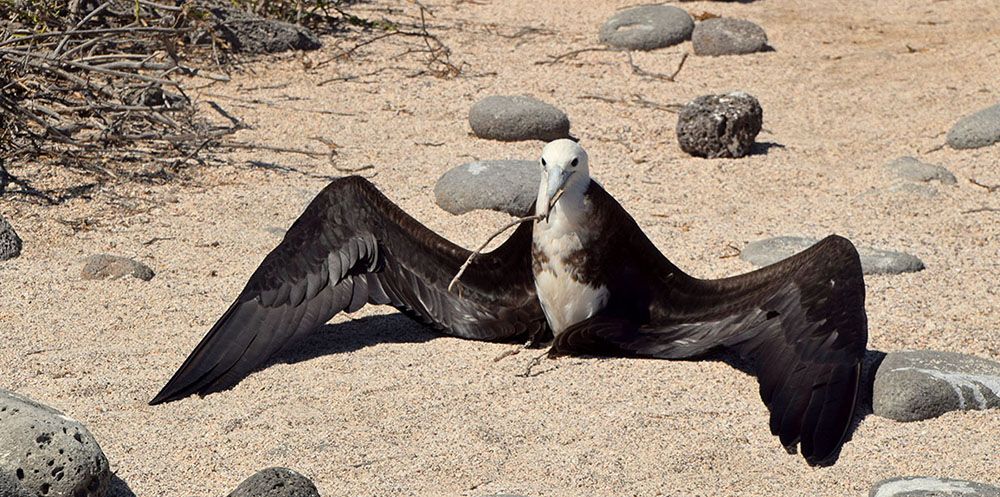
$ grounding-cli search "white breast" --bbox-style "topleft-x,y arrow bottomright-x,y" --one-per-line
533,201 -> 608,335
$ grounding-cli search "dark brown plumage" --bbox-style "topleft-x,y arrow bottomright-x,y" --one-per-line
151,175 -> 867,467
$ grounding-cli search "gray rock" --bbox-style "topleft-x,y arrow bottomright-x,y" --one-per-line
263,226 -> 288,238
692,18 -> 768,56
0,470 -> 33,497
469,96 -> 571,142
81,254 -> 155,281
741,236 -> 925,275
676,91 -> 763,158
0,214 -> 22,261
434,160 -> 539,217
947,103 -> 1000,150
870,476 -> 1000,497
228,467 -> 319,497
0,389 -> 110,497
886,156 -> 957,185
885,182 -> 939,198
599,5 -> 694,51
205,6 -> 321,54
873,350 -> 1000,422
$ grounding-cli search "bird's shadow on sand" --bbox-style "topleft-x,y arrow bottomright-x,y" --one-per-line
266,313 -> 440,367
699,348 -> 886,466
252,313 -> 883,467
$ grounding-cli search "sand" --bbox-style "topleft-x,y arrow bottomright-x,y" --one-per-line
1,0 -> 998,496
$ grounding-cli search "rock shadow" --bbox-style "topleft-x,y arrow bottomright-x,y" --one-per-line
108,474 -> 138,497
750,141 -> 786,156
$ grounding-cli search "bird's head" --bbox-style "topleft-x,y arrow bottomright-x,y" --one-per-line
537,139 -> 591,221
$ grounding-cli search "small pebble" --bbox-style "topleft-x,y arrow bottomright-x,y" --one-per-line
81,254 -> 155,281
885,156 -> 957,184
0,214 -> 22,261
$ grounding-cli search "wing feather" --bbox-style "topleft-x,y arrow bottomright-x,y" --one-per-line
151,176 -> 546,404
552,183 -> 867,466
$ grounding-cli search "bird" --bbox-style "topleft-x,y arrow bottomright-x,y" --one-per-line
150,139 -> 868,466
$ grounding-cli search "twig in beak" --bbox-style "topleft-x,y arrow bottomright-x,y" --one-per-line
448,212 -> 544,293
448,188 -> 568,294
543,187 -> 566,222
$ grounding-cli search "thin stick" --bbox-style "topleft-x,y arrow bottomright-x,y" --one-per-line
516,349 -> 553,378
448,189 -> 565,293
962,206 -> 1000,214
626,51 -> 688,82
970,178 -> 1000,193
448,213 -> 544,293
535,47 -> 617,65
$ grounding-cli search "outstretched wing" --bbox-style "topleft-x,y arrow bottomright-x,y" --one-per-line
151,176 -> 546,404
554,185 -> 867,466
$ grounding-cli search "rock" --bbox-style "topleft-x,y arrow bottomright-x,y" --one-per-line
872,350 -> 1000,422
0,214 -> 22,261
0,389 -> 110,497
81,254 -> 155,281
692,17 -> 768,56
228,467 -> 320,497
885,182 -> 939,198
947,103 -> 1000,150
0,470 -> 33,497
741,236 -> 925,275
263,226 -> 288,238
886,156 -> 957,185
434,160 -> 538,217
469,96 -> 571,142
204,5 -> 321,54
676,92 -> 763,159
870,476 -> 1000,497
598,5 -> 694,51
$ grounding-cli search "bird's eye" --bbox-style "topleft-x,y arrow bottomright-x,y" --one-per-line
571,158 -> 579,167
541,158 -> 547,167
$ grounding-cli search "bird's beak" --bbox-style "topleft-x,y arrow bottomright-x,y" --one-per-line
539,168 -> 572,222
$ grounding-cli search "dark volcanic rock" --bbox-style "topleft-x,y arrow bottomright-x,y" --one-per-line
469,95 -> 571,142
873,350 -> 1000,422
0,214 -> 22,261
0,389 -> 111,497
870,476 -> 1000,497
435,160 -> 538,217
741,236 -> 925,275
676,91 -> 763,158
692,17 -> 768,56
947,103 -> 1000,150
206,6 -> 321,54
82,254 -> 155,281
599,5 -> 694,51
227,467 -> 320,497
0,470 -> 32,497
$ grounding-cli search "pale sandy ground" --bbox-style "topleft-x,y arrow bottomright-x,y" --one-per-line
1,0 -> 999,496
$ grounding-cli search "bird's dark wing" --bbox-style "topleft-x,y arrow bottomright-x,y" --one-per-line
151,176 -> 546,404
554,185 -> 868,466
